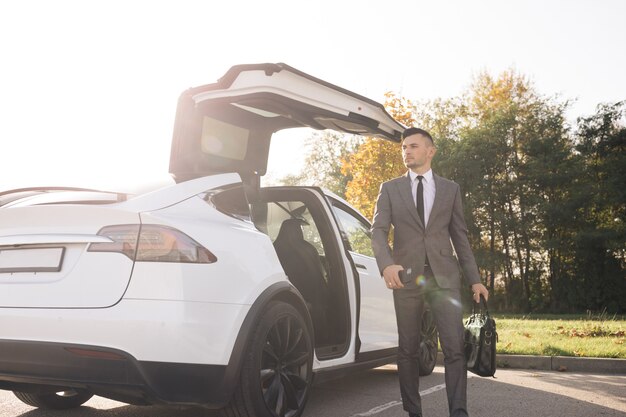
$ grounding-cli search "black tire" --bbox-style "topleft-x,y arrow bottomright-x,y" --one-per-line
418,308 -> 438,376
13,389 -> 93,409
221,301 -> 313,417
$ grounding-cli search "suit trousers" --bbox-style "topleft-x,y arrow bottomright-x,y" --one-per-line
393,267 -> 469,417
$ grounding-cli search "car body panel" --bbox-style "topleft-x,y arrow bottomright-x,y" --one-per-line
325,194 -> 397,352
0,174 -> 246,309
1,299 -> 250,366
304,188 -> 359,369
126,196 -> 287,306
350,250 -> 397,351
118,172 -> 242,212
0,205 -> 139,308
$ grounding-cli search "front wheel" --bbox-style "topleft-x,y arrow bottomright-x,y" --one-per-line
418,308 -> 438,376
13,389 -> 93,409
221,301 -> 313,417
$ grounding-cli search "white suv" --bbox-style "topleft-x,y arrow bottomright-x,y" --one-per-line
0,63 -> 438,417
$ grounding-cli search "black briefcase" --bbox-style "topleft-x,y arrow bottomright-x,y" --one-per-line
464,295 -> 497,377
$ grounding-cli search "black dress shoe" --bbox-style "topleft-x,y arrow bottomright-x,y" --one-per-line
408,413 -> 421,417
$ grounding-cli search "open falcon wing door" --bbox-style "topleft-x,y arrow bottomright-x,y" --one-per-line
169,63 -> 405,186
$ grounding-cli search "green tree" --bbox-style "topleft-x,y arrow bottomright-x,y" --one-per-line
419,70 -> 573,312
279,131 -> 362,198
573,101 -> 626,313
344,70 -> 580,313
290,74 -> 624,314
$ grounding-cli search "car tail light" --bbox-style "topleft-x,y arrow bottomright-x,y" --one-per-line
88,224 -> 140,259
88,224 -> 217,263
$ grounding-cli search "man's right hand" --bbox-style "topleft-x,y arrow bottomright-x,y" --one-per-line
382,264 -> 405,289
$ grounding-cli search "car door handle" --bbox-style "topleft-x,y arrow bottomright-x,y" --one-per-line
355,263 -> 367,270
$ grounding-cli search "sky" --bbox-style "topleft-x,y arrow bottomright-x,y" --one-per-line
1,0 -> 625,192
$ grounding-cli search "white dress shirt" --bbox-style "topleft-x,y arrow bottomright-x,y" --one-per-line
409,169 -> 436,227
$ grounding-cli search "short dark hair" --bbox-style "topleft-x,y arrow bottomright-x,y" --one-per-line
402,127 -> 434,144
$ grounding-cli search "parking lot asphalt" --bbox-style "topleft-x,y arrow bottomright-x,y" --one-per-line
2,364 -> 625,417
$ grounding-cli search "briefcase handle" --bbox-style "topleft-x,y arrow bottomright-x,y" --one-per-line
471,294 -> 490,316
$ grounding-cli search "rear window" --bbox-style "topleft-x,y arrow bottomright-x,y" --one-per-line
207,186 -> 251,221
201,116 -> 250,160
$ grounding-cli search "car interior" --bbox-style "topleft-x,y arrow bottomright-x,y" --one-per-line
253,188 -> 351,359
208,183 -> 352,359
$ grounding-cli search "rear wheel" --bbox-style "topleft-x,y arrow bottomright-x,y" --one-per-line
13,389 -> 93,409
221,301 -> 313,417
418,308 -> 438,376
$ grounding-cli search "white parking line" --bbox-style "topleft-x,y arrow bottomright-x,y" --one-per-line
350,374 -> 476,417
350,383 -> 446,416
351,400 -> 404,417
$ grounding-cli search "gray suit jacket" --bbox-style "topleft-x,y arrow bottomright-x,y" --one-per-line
371,172 -> 481,289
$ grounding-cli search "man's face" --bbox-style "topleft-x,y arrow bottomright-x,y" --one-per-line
402,133 -> 435,171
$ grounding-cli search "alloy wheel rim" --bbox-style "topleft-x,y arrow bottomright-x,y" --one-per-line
260,315 -> 310,417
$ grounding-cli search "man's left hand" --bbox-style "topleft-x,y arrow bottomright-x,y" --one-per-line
471,283 -> 489,304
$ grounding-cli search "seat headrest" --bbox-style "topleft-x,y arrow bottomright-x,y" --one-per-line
275,218 -> 306,244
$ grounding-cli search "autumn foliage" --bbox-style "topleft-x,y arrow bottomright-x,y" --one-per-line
342,93 -> 417,220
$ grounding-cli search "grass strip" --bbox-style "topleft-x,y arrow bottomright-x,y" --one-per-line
487,313 -> 625,358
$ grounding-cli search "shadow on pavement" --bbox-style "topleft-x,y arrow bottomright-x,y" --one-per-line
467,372 -> 626,417
304,366 -> 626,417
10,367 -> 626,417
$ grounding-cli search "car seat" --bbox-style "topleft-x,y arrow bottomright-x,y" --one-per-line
273,218 -> 329,343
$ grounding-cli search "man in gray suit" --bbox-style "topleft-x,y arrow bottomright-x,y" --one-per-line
371,127 -> 489,417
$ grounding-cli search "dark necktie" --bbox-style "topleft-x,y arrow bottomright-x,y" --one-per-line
416,175 -> 424,225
